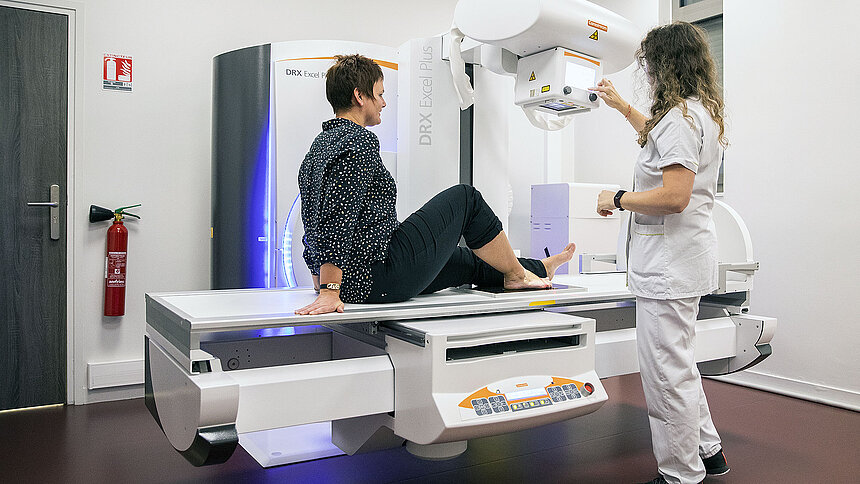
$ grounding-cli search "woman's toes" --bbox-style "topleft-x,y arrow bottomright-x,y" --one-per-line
543,242 -> 577,279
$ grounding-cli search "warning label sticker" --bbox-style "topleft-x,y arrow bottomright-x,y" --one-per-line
588,20 -> 608,32
589,30 -> 599,41
541,85 -> 550,93
529,71 -> 536,81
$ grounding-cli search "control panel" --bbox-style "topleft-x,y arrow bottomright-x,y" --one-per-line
459,376 -> 597,420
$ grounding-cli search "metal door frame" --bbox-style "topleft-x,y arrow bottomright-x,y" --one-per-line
1,0 -> 83,404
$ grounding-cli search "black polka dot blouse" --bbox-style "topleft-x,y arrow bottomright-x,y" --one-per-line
298,118 -> 399,303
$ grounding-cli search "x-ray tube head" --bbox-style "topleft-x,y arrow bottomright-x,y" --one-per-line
514,48 -> 603,116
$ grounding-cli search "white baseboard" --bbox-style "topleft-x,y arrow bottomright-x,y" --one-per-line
82,385 -> 144,405
710,370 -> 860,412
87,359 -> 144,390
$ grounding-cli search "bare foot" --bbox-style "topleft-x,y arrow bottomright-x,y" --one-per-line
542,242 -> 576,280
504,268 -> 552,290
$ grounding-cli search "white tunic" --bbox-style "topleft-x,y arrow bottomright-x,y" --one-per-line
627,99 -> 722,299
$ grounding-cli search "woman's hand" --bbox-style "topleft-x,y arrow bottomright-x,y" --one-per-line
597,190 -> 617,217
590,78 -> 628,113
295,289 -> 345,315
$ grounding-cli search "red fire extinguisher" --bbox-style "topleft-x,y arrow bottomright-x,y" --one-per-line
90,204 -> 140,316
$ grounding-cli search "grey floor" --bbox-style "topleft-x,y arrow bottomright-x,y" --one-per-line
1,373 -> 857,483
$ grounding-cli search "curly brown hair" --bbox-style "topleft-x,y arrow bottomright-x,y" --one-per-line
325,54 -> 383,114
636,22 -> 727,148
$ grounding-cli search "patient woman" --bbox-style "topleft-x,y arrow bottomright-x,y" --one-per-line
295,54 -> 575,315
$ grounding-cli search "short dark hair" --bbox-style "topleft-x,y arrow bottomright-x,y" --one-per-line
325,54 -> 383,114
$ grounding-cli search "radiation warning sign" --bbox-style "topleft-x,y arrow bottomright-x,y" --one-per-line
529,71 -> 536,81
589,30 -> 599,41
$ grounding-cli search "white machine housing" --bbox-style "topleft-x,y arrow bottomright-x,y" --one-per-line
450,0 -> 642,129
145,197 -> 776,466
386,312 -> 603,444
144,240 -> 777,468
328,310 -> 607,460
515,48 -> 603,115
453,0 -> 641,73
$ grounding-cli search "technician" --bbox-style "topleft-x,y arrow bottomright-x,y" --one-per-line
593,22 -> 730,484
296,54 -> 575,316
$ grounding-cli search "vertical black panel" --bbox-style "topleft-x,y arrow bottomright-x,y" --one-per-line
0,6 -> 68,410
211,45 -> 271,289
459,64 -> 474,186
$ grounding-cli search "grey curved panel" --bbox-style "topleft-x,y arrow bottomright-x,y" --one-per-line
211,44 -> 271,289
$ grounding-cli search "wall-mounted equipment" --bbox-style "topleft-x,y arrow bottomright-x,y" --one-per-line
90,204 -> 140,316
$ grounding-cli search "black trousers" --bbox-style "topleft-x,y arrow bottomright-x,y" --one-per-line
366,184 -> 547,303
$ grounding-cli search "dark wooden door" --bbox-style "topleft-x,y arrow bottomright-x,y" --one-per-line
0,5 -> 69,410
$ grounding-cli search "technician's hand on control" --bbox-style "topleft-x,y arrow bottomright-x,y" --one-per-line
295,290 -> 345,315
590,78 -> 627,112
597,190 -> 616,217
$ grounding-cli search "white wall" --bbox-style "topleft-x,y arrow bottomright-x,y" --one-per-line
717,0 -> 860,409
71,0 -> 459,403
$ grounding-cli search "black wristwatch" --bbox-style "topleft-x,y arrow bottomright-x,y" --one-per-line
322,282 -> 341,291
613,190 -> 626,211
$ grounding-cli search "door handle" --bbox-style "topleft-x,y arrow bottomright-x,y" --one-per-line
27,184 -> 60,240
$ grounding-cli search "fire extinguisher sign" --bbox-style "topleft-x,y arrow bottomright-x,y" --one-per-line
103,53 -> 133,92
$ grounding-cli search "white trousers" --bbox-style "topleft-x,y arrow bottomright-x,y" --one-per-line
636,296 -> 722,484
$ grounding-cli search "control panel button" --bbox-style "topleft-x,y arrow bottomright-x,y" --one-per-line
548,386 -> 567,402
562,383 -> 582,399
489,396 -> 510,413
472,398 -> 494,416
510,398 -> 554,412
